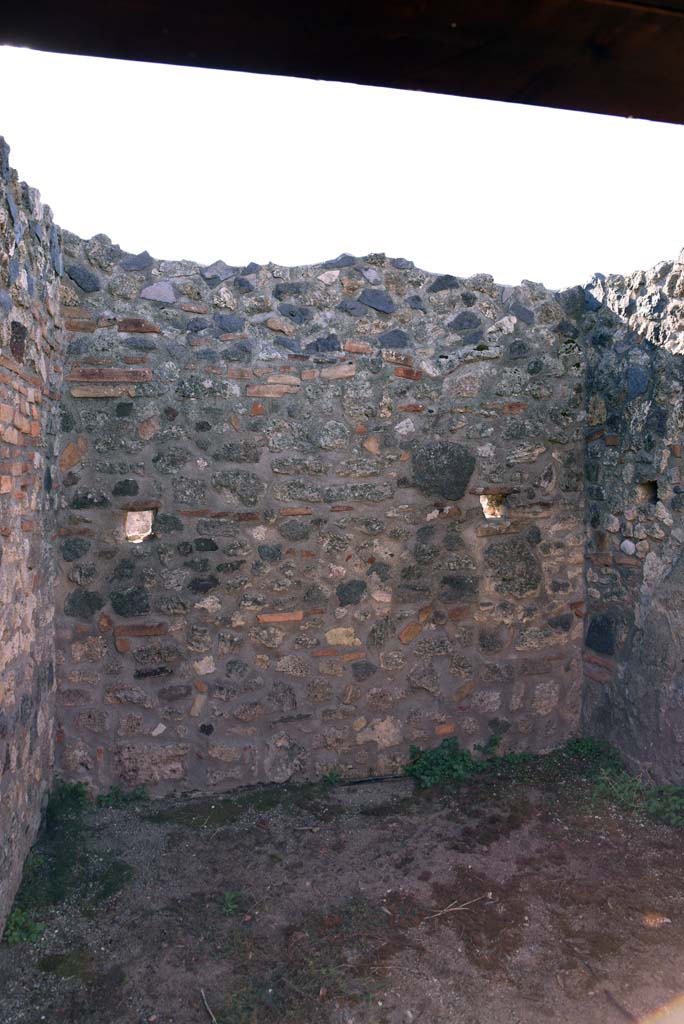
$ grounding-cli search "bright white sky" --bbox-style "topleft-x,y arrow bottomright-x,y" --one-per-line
1,44 -> 683,289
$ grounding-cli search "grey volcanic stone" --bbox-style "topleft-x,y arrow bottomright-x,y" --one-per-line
66,263 -> 100,292
152,447 -> 190,473
427,274 -> 460,293
213,441 -> 262,463
306,333 -> 340,353
411,441 -> 475,500
278,519 -> 311,541
586,614 -> 615,656
337,297 -> 366,317
154,513 -> 184,534
64,589 -> 105,619
257,545 -> 282,562
509,300 -> 534,324
112,479 -> 139,497
484,538 -> 541,597
273,282 -> 307,300
110,586 -> 150,617
188,576 -> 219,593
212,470 -> 266,507
194,539 -> 218,552
278,303 -> 312,325
336,579 -> 367,606
378,328 -> 410,348
201,260 -> 237,282
70,489 -> 110,509
626,365 -> 649,399
61,537 -> 91,562
448,310 -> 480,332
214,313 -> 245,333
119,251 -> 154,271
324,253 -> 356,268
440,575 -> 478,601
351,660 -> 378,681
141,280 -> 175,302
359,289 -> 395,314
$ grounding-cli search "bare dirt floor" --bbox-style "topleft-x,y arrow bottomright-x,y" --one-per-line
2,751 -> 684,1024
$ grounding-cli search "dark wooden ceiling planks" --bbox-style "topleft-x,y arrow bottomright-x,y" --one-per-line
1,1 -> 684,123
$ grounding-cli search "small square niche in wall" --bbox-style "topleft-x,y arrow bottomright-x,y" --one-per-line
480,493 -> 506,519
125,509 -> 155,543
636,481 -> 658,506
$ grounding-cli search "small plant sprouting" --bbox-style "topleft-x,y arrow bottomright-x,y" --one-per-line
646,786 -> 684,828
593,768 -> 645,811
222,890 -> 242,917
404,738 -> 485,789
3,907 -> 45,946
45,781 -> 90,827
321,769 -> 342,787
563,737 -> 623,771
592,763 -> 684,828
403,734 -> 633,793
96,784 -> 149,809
474,733 -> 503,759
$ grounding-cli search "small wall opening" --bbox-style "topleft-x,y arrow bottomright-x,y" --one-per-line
637,481 -> 658,506
125,509 -> 155,543
480,493 -> 506,519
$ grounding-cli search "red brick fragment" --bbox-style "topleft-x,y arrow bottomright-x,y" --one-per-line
399,622 -> 423,644
114,623 -> 168,638
68,367 -> 152,383
138,417 -> 160,440
180,302 -> 209,314
382,350 -> 413,366
278,507 -> 313,517
117,318 -> 161,334
64,319 -> 97,333
394,366 -> 422,381
320,363 -> 355,380
257,611 -> 304,624
246,384 -> 298,398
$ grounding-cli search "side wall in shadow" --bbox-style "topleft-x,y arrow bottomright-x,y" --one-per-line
0,141 -> 64,927
582,257 -> 684,783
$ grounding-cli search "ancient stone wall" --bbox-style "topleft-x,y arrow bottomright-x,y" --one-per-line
54,236 -> 587,795
581,257 -> 684,783
5,132 -> 684,938
0,140 -> 64,927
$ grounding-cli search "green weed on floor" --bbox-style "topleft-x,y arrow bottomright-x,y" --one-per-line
405,732 -> 684,829
2,781 -> 137,946
403,734 -> 619,789
594,768 -> 684,826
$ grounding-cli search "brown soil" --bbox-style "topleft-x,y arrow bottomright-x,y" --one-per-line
2,769 -> 684,1024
